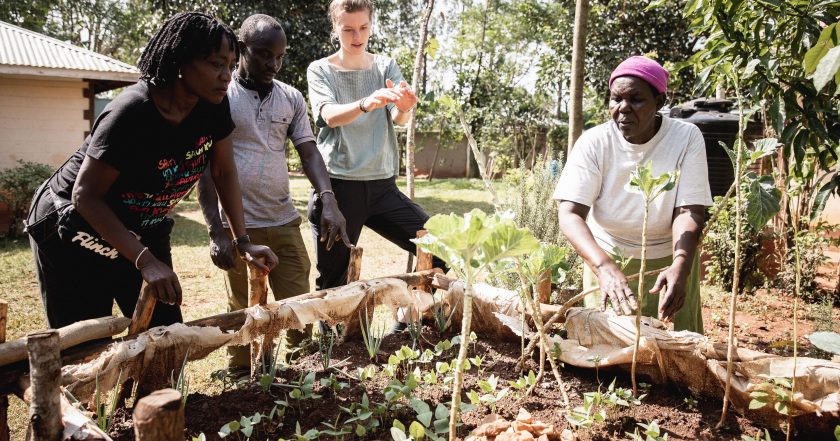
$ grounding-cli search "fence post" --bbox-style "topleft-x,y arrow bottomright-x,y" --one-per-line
26,330 -> 61,441
346,246 -> 364,283
133,389 -> 183,441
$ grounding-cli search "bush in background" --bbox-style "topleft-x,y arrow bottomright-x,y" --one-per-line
775,222 -> 839,305
703,195 -> 769,293
494,153 -> 584,295
0,160 -> 53,238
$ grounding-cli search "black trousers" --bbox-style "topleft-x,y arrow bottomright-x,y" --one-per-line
308,177 -> 445,290
27,186 -> 182,329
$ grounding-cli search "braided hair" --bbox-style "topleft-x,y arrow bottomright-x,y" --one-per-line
138,12 -> 238,87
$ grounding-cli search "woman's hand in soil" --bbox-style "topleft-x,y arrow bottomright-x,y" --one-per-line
651,263 -> 688,323
208,232 -> 236,271
596,261 -> 637,315
237,243 -> 278,275
137,252 -> 182,305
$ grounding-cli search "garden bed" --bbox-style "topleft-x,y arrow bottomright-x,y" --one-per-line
106,324 -> 787,441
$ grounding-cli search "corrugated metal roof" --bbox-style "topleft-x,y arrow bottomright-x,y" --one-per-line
0,20 -> 138,79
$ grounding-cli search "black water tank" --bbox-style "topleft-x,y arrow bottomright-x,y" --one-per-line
669,99 -> 764,198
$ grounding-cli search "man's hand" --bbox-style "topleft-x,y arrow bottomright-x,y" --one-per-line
237,243 -> 278,275
137,251 -> 182,305
319,195 -> 352,251
596,261 -> 638,315
652,261 -> 689,323
209,233 -> 237,271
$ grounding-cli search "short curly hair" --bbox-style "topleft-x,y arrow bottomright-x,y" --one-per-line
138,12 -> 238,87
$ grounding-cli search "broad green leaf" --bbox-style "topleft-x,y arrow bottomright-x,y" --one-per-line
743,59 -> 761,79
749,138 -> 779,164
768,96 -> 785,136
434,403 -> 449,420
745,175 -> 781,230
834,424 -> 839,441
425,38 -> 440,59
813,46 -> 840,92
810,176 -> 839,221
749,398 -> 768,410
804,23 -> 839,74
393,420 -> 406,433
390,427 -> 408,441
409,421 -> 426,440
808,332 -> 840,355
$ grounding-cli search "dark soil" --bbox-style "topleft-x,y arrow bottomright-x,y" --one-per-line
106,320 -> 837,441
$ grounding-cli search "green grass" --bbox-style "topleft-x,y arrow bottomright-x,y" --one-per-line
1,176 -> 492,437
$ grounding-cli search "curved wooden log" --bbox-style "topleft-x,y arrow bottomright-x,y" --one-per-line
0,317 -> 130,368
27,330 -> 62,441
133,389 -> 183,441
347,246 -> 364,283
0,271 -> 441,395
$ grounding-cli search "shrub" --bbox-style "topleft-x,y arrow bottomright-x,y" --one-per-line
703,195 -> 768,293
775,222 -> 839,304
495,153 -> 583,293
0,160 -> 54,238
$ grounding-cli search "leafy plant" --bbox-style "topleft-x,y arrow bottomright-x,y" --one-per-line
0,159 -> 53,237
318,325 -> 336,371
749,375 -> 792,416
360,305 -> 385,360
467,374 -> 509,413
509,370 -> 537,392
406,305 -> 423,349
408,398 -> 453,440
625,420 -> 668,441
413,208 -> 539,439
218,412 -> 273,440
431,297 -> 456,334
256,337 -> 284,392
170,349 -> 190,405
627,162 -> 679,396
94,369 -> 122,432
809,332 -> 840,355
391,419 -> 427,441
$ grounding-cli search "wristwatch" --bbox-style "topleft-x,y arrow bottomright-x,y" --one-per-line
232,234 -> 251,253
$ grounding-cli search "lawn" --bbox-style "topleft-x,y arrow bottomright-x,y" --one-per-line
1,176 -> 494,438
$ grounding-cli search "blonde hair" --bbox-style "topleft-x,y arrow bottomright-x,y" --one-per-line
328,0 -> 374,27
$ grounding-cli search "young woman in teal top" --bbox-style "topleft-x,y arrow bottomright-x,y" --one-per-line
306,0 -> 444,291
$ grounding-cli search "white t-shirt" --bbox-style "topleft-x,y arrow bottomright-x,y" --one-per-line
553,116 -> 713,259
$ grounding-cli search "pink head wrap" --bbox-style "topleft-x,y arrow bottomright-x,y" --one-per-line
609,56 -> 669,95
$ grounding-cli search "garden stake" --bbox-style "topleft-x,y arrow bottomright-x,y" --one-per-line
718,77 -> 746,429
247,256 -> 271,378
26,330 -> 61,441
133,389 -> 184,441
787,201 -> 803,441
0,300 -> 7,441
128,281 -> 155,336
347,246 -> 364,283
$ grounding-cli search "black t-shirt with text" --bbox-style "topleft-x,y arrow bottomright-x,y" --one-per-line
50,81 -> 235,231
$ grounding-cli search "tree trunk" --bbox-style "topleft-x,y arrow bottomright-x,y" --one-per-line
405,0 -> 436,200
26,330 -> 62,441
133,389 -> 184,441
568,0 -> 589,149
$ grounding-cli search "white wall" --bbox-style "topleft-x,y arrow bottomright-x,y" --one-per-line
0,74 -> 87,170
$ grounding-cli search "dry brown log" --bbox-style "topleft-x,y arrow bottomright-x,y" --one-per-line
27,330 -> 62,441
0,317 -> 130,368
59,393 -> 111,440
0,271 -> 440,395
0,300 -> 8,441
133,389 -> 183,441
347,246 -> 364,283
128,282 -> 155,336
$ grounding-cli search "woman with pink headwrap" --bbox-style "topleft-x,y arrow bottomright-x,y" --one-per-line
554,56 -> 712,333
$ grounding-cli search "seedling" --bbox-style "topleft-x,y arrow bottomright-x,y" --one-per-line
360,305 -> 386,360
169,348 -> 190,406
627,161 -> 678,396
467,374 -> 509,413
256,337 -> 284,392
406,305 -> 423,349
94,369 -> 123,432
391,419 -> 427,441
414,209 -> 539,439
625,420 -> 668,441
749,375 -> 792,416
318,325 -> 336,371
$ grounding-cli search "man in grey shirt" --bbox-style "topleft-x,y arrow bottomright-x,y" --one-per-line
198,14 -> 350,371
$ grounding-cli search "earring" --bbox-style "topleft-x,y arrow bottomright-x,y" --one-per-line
178,70 -> 182,79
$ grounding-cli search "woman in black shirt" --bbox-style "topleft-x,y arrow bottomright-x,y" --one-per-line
26,12 -> 278,328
